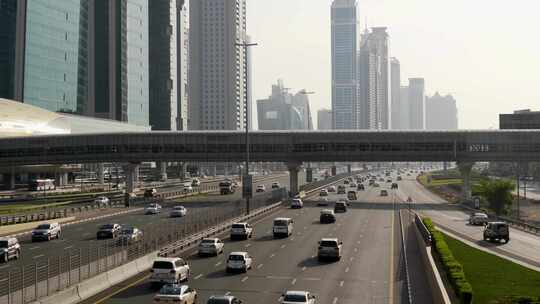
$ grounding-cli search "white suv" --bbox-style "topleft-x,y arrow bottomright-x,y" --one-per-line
317,238 -> 342,261
150,258 -> 190,285
291,198 -> 304,209
230,223 -> 253,240
31,222 -> 61,242
226,252 -> 253,273
281,291 -> 316,304
0,238 -> 21,262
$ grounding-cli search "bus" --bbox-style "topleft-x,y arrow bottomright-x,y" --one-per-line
28,179 -> 56,191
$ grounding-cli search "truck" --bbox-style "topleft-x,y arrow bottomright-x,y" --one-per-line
219,181 -> 235,195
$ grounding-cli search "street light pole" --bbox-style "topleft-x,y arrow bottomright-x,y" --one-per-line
236,40 -> 257,215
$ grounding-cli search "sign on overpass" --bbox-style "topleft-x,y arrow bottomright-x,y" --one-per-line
1,130 -> 540,165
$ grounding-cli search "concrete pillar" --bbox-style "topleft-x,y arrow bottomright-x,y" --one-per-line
123,163 -> 140,193
443,162 -> 448,174
331,166 -> 337,176
3,173 -> 15,190
159,162 -> 168,182
178,162 -> 186,180
347,164 -> 352,174
97,163 -> 105,184
306,167 -> 313,183
457,162 -> 474,202
287,161 -> 302,197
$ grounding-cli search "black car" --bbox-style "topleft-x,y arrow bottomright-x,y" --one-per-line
334,201 -> 347,213
357,184 -> 365,191
320,210 -> 336,223
97,224 -> 121,239
483,222 -> 510,243
391,183 -> 399,189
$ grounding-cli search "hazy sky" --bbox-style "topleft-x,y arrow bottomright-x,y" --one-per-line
247,0 -> 540,129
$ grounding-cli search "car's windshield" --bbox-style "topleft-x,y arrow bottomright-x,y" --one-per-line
283,294 -> 307,302
231,224 -> 245,229
0,241 -> 8,248
320,241 -> 338,247
100,224 -> 115,230
228,255 -> 245,261
201,239 -> 216,244
152,261 -> 174,269
207,299 -> 230,304
174,206 -> 184,210
36,224 -> 50,229
274,220 -> 288,226
158,285 -> 182,296
121,228 -> 134,234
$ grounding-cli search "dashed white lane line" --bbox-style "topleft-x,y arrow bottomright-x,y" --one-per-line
354,248 -> 358,252
241,276 -> 249,282
225,291 -> 231,296
0,265 -> 10,270
280,244 -> 286,249
33,254 -> 44,259
303,277 -> 321,281
345,267 -> 350,273
267,275 -> 292,280
301,266 -> 307,272
257,264 -> 263,269
339,280 -> 344,287
83,232 -> 91,236
332,297 -> 338,304
215,261 -> 222,267
194,274 -> 203,280
291,278 -> 297,285
290,237 -> 295,241
29,246 -> 40,251
349,257 -> 354,262
245,243 -> 251,248
269,253 -> 275,258
63,246 -> 73,250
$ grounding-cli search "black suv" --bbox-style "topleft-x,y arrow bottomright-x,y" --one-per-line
483,222 -> 509,243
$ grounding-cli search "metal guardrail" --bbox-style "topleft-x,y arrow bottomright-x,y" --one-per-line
0,188 -> 287,304
459,203 -> 540,236
413,212 -> 432,246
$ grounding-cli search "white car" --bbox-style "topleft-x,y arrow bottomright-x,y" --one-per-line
256,185 -> 266,192
281,291 -> 316,304
170,206 -> 187,217
198,238 -> 225,256
291,198 -> 303,209
327,186 -> 336,192
469,213 -> 489,225
150,258 -> 190,285
230,223 -> 253,240
153,284 -> 197,304
226,252 -> 253,273
183,183 -> 193,192
145,203 -> 162,215
191,179 -> 201,187
31,222 -> 61,242
94,196 -> 109,205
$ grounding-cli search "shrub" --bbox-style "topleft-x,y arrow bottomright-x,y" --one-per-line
423,217 -> 474,304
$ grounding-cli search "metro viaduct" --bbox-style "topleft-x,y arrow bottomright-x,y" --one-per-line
1,130 -> 539,196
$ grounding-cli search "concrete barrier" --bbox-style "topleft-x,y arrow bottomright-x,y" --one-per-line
32,285 -> 80,304
76,272 -> 110,301
413,218 -> 452,304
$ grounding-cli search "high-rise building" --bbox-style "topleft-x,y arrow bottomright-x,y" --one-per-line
149,0 -> 188,131
426,92 -> 458,130
358,27 -> 391,130
87,0 -> 150,127
408,78 -> 425,129
331,0 -> 359,130
318,109 -> 333,130
257,80 -> 313,130
390,57 -> 401,129
189,0 -> 248,130
399,86 -> 410,129
0,0 -> 88,114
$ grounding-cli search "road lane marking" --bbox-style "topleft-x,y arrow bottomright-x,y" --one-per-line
301,266 -> 306,271
389,202 -> 395,304
215,261 -> 222,267
339,280 -> 344,287
194,274 -> 203,280
291,278 -> 297,285
354,248 -> 358,252
33,254 -> 44,259
290,237 -> 295,241
345,267 -> 350,273
270,253 -> 275,258
280,244 -> 286,249
245,243 -> 251,248
349,257 -> 354,261
29,246 -> 40,251
303,277 -> 321,281
332,297 -> 338,304
267,275 -> 292,280
257,264 -> 263,269
64,246 -> 73,250
241,276 -> 249,282
225,291 -> 231,296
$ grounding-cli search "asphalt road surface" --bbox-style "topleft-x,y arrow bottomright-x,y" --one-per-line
90,173 -> 432,304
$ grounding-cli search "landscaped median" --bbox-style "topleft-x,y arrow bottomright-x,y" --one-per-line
423,217 -> 540,304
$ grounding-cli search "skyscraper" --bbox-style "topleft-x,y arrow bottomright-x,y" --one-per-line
189,0 -> 248,130
317,109 -> 333,130
358,27 -> 391,129
0,0 -> 88,113
331,0 -> 359,129
408,78 -> 426,129
426,92 -> 458,130
399,86 -> 410,129
390,57 -> 401,129
87,0 -> 150,127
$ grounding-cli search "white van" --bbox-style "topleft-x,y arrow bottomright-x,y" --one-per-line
150,258 -> 190,285
273,218 -> 293,238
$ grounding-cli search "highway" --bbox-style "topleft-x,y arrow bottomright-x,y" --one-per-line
83,173 -> 432,304
0,174 -> 295,273
396,175 -> 540,269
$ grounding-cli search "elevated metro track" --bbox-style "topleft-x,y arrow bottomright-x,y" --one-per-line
1,130 -> 540,165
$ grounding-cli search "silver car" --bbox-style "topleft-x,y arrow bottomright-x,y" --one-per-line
198,238 -> 224,256
170,206 -> 187,218
118,227 -> 143,243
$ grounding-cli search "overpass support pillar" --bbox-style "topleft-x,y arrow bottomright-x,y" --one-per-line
159,162 -> 168,182
287,161 -> 302,197
3,172 -> 15,190
347,164 -> 352,174
306,167 -> 313,183
97,163 -> 105,185
457,162 -> 474,202
124,163 -> 140,194
54,173 -> 68,187
331,166 -> 337,176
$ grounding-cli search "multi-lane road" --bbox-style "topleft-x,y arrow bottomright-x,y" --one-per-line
0,175 -> 294,272
80,173 -> 433,304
